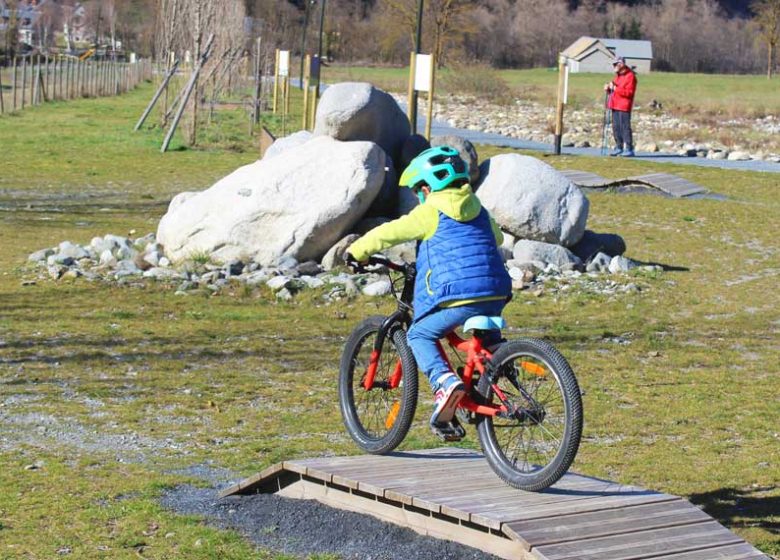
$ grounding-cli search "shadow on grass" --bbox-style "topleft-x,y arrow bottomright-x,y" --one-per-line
689,487 -> 780,535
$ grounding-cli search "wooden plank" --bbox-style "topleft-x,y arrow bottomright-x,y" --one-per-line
471,492 -> 677,527
276,478 -> 531,560
534,520 -> 743,560
503,499 -> 712,549
628,173 -> 707,198
560,170 -> 612,187
651,542 -> 770,559
218,462 -> 285,497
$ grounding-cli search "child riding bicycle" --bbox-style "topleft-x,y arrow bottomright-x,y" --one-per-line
346,146 -> 512,440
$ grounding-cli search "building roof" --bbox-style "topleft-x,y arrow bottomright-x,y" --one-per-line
601,38 -> 653,60
563,36 -> 653,61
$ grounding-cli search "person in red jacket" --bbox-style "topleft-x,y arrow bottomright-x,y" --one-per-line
604,57 -> 637,157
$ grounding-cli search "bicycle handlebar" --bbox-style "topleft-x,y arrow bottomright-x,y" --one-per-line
364,255 -> 406,272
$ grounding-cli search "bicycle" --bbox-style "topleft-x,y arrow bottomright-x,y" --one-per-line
338,255 -> 583,491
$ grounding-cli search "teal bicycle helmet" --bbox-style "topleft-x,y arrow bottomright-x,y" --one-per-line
399,146 -> 469,202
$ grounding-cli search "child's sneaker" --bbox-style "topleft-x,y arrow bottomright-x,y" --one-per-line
430,372 -> 465,426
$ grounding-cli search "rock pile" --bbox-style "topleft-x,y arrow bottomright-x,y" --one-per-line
27,82 -> 658,299
431,94 -> 780,163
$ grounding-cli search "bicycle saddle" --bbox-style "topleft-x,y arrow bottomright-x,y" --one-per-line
463,315 -> 506,332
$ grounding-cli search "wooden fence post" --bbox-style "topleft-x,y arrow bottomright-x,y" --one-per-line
32,55 -> 40,104
12,57 -> 17,111
0,65 -> 4,113
21,57 -> 27,109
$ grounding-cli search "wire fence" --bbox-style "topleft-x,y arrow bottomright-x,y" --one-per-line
0,56 -> 153,115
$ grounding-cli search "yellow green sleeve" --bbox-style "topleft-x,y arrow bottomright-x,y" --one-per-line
348,204 -> 439,262
490,216 -> 504,246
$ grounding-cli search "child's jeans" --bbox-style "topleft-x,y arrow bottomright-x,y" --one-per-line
406,299 -> 506,389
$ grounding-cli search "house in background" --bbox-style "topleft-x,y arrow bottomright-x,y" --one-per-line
562,36 -> 653,73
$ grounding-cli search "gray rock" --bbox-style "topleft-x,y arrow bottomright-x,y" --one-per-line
362,279 -> 392,296
47,254 -> 75,267
58,241 -> 89,260
727,151 -> 750,161
296,261 -> 322,276
381,240 -> 417,264
430,135 -> 480,185
244,270 -> 271,286
313,82 -> 410,162
399,134 -> 431,169
570,230 -> 626,261
99,249 -> 116,267
28,248 -> 55,262
263,130 -> 313,160
299,275 -> 325,289
352,216 -> 391,236
266,275 -> 293,291
608,255 -> 637,273
321,234 -> 360,271
512,240 -> 582,269
366,156 -> 399,218
276,288 -> 293,300
477,154 -> 589,247
157,136 -> 385,266
142,268 -> 185,280
585,252 -> 611,272
395,186 -> 419,217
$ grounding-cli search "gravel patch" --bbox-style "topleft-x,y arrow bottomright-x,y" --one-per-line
161,484 -> 502,560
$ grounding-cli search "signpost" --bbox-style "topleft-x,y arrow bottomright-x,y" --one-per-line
407,52 -> 436,140
554,54 -> 570,155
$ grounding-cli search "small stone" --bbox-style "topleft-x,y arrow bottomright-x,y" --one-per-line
276,288 -> 293,300
362,279 -> 391,296
266,275 -> 292,291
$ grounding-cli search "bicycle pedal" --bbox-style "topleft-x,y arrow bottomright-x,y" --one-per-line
430,418 -> 466,442
456,408 -> 477,425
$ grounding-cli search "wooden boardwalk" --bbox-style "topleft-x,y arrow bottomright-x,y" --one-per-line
221,448 -> 768,560
560,170 -> 709,198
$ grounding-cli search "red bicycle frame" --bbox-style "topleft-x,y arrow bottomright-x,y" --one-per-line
362,329 -> 508,418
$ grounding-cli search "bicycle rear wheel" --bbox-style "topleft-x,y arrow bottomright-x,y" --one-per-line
476,338 -> 583,491
339,316 -> 418,454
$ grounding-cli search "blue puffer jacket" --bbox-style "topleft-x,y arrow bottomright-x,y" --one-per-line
414,208 -> 511,320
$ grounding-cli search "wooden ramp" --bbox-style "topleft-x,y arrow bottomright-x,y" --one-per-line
220,448 -> 768,560
561,170 -> 709,198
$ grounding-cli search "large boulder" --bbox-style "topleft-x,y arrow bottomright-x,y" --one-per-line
263,130 -> 313,160
157,136 -> 385,265
313,82 -> 411,162
477,154 -> 589,247
431,135 -> 480,185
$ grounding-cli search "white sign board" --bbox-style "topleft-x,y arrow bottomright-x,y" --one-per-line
563,64 -> 570,105
414,54 -> 432,92
278,50 -> 290,77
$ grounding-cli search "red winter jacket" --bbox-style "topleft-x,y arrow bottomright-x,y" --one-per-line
608,68 -> 637,112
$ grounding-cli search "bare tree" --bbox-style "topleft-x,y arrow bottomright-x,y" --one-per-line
752,0 -> 780,78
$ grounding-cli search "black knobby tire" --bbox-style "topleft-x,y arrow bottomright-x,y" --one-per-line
338,316 -> 418,454
476,338 -> 583,491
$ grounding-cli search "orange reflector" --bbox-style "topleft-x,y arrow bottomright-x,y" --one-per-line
520,361 -> 546,376
385,401 -> 401,429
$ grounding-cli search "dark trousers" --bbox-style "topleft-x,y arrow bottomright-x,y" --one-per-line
612,109 -> 633,150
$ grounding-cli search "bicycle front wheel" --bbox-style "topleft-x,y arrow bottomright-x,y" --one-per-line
476,338 -> 583,491
338,316 -> 418,454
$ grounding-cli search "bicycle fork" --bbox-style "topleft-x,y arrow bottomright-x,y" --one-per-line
362,312 -> 405,391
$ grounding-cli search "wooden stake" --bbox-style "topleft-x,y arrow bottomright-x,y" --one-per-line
32,55 -> 40,104
161,33 -> 215,153
21,56 -> 27,109
554,54 -> 566,155
12,57 -> 17,111
252,37 -> 262,125
0,65 -> 5,113
407,51 -> 416,133
273,48 -> 280,114
425,54 -> 436,141
302,54 -> 310,130
135,59 -> 180,131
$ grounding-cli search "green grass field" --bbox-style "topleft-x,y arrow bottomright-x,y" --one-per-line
323,65 -> 780,117
1,84 -> 778,559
